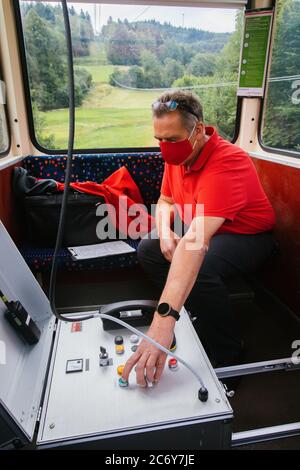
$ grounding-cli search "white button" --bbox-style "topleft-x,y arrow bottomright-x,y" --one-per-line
130,334 -> 139,344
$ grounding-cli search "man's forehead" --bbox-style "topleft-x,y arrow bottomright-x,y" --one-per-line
153,112 -> 185,137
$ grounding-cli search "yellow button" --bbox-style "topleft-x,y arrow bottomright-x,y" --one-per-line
117,365 -> 125,376
116,345 -> 124,354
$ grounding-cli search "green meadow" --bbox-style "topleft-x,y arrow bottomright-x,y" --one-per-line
41,52 -> 160,150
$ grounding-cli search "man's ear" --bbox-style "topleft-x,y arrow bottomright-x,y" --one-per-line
195,122 -> 205,139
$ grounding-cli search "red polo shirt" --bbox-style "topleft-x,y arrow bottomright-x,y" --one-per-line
160,126 -> 276,234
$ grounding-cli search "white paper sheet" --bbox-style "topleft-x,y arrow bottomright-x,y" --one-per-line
68,241 -> 136,260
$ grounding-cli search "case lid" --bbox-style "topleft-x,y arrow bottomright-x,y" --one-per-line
0,221 -> 54,445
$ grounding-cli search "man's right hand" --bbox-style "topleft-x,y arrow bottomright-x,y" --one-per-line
160,230 -> 180,262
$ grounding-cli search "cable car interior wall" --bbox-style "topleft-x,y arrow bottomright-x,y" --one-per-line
1,0 -> 300,450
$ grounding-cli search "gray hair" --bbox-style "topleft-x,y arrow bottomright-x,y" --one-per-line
152,90 -> 204,132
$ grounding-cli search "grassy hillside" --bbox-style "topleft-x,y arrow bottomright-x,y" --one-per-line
43,107 -> 157,149
42,44 -> 159,149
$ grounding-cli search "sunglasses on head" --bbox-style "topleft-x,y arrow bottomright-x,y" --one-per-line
152,100 -> 199,120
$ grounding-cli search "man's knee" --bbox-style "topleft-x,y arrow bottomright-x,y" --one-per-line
198,251 -> 222,279
197,236 -> 242,281
188,252 -> 231,300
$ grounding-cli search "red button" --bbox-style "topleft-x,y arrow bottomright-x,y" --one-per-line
71,322 -> 82,333
168,358 -> 178,368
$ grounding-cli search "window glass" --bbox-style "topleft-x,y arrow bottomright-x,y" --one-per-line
19,1 -> 243,151
261,0 -> 300,154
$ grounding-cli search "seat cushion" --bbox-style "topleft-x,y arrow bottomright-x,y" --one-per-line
20,239 -> 140,273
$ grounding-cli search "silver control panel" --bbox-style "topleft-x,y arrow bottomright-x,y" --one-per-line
38,309 -> 232,447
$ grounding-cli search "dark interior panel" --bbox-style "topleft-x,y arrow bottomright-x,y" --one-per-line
252,157 -> 300,318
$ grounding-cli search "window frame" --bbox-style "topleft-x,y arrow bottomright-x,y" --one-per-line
258,0 -> 300,159
258,95 -> 300,160
14,0 -> 242,155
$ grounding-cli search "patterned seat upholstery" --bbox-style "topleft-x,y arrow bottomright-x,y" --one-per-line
22,152 -> 163,207
20,153 -> 163,272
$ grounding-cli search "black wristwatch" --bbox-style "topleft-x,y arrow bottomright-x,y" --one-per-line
157,302 -> 180,321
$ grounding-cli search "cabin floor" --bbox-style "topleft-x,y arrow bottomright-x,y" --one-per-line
43,267 -> 300,450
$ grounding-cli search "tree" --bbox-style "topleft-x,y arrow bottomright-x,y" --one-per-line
157,38 -> 189,65
24,9 -> 67,110
163,58 -> 185,87
105,24 -> 140,65
141,50 -> 162,88
23,8 -> 92,111
34,2 -> 56,24
69,9 -> 94,57
214,10 -> 243,78
109,66 -> 145,88
187,53 -> 216,77
32,102 -> 56,149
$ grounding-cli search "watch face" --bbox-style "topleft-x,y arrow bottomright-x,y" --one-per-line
158,302 -> 171,316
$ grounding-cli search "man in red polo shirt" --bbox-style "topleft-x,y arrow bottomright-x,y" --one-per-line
122,90 -> 276,388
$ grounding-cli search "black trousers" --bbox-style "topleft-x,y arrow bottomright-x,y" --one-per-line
137,223 -> 277,366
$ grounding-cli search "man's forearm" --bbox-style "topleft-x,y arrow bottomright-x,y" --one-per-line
156,237 -> 206,314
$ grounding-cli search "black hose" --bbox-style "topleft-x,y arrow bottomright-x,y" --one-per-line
49,0 -> 93,323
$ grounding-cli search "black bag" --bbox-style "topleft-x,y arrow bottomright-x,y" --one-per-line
24,192 -> 106,247
13,167 -> 106,247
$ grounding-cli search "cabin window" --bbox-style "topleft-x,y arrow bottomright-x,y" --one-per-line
17,1 -> 243,153
261,0 -> 300,156
0,75 -> 9,156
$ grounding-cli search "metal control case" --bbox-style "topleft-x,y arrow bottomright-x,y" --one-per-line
0,221 -> 233,450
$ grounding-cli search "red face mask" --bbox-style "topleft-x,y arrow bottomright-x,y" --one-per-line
159,124 -> 197,165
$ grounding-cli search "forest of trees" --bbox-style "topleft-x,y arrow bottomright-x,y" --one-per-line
104,18 -> 229,64
107,19 -> 227,89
